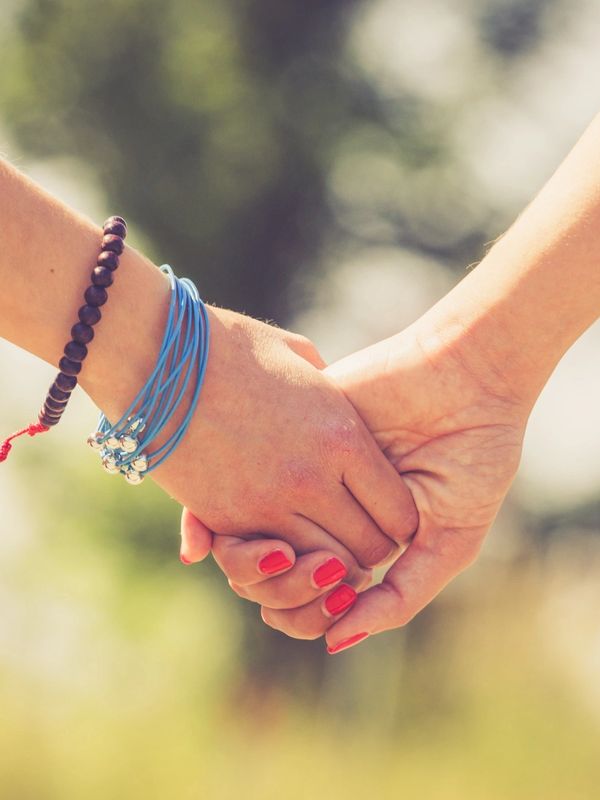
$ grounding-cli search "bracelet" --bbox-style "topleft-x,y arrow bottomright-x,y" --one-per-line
40,215 -> 128,426
86,264 -> 210,485
0,216 -> 127,462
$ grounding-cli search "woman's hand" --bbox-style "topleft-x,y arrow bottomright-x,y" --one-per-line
89,300 -> 418,585
181,318 -> 529,651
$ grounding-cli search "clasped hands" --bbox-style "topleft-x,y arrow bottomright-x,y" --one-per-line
146,301 -> 528,654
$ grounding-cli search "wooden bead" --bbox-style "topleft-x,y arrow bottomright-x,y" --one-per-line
103,220 -> 127,238
42,402 -> 62,417
45,396 -> 67,413
35,218 -> 128,433
97,250 -> 119,271
71,322 -> 94,344
58,356 -> 82,376
103,215 -> 127,232
64,340 -> 88,362
91,265 -> 114,288
56,372 -> 78,392
49,383 -> 71,403
78,304 -> 102,326
39,411 -> 60,427
101,234 -> 124,255
84,285 -> 108,307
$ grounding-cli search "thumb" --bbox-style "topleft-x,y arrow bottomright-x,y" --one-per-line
179,507 -> 214,564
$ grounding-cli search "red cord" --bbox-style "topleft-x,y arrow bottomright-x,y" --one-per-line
0,422 -> 49,462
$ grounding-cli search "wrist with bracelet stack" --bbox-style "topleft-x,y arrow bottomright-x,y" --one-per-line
0,216 -> 210,483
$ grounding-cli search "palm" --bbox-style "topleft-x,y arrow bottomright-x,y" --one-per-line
324,326 -> 528,636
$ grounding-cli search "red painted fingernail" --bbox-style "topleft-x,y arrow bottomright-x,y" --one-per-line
327,632 -> 369,654
313,557 -> 347,588
180,553 -> 192,565
258,549 -> 293,575
324,584 -> 357,615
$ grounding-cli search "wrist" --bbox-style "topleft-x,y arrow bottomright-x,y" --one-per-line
79,246 -> 172,421
413,271 -> 546,416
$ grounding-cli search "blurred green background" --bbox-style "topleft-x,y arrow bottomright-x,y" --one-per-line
1,0 -> 600,797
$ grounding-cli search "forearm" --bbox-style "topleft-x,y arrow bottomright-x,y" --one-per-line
0,156 -> 170,416
418,113 -> 600,409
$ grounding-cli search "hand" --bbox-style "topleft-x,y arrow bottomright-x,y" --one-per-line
181,316 -> 529,651
104,305 -> 418,583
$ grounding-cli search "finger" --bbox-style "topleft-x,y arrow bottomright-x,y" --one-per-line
211,534 -> 296,585
261,582 -> 359,640
180,508 -> 213,565
324,528 -> 481,653
343,429 -> 419,551
281,514 -> 372,588
284,333 -> 327,369
304,482 -> 401,569
229,551 -> 370,609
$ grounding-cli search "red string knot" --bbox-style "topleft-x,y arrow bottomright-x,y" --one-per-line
0,421 -> 50,462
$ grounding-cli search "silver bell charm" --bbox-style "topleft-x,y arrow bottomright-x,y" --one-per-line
102,454 -> 120,474
120,435 -> 138,454
125,469 -> 144,485
131,455 -> 148,472
127,417 -> 145,434
87,432 -> 103,451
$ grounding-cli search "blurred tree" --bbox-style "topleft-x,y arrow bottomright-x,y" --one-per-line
0,0 -> 504,321
0,0 -> 377,321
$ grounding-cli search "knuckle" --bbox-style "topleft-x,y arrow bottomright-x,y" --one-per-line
256,590 -> 301,611
291,621 -> 325,640
285,608 -> 325,639
278,460 -> 320,498
262,608 -> 325,641
320,417 -> 361,464
357,537 -> 400,569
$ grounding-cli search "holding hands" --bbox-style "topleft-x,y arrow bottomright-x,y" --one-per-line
1,112 -> 600,655
180,312 -> 527,652
179,112 -> 600,651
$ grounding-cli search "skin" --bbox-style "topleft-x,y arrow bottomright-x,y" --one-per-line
181,321 -> 527,642
181,111 -> 600,652
0,155 -> 418,580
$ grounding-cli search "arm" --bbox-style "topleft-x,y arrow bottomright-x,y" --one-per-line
419,110 -> 600,411
0,155 -> 418,577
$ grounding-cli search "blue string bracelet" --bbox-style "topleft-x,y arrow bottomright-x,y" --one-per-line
86,264 -> 210,484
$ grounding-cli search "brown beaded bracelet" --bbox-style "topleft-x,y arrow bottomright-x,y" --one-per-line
0,216 -> 127,462
39,216 -> 128,426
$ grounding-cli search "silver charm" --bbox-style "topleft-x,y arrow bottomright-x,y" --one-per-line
102,454 -> 120,474
120,435 -> 138,454
127,417 -> 145,434
87,432 -> 103,451
131,455 -> 148,472
125,469 -> 144,485
105,435 -> 120,449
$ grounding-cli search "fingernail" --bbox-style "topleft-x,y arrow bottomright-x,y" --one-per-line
258,549 -> 293,575
324,584 -> 357,616
180,553 -> 192,565
327,632 -> 369,654
313,557 -> 347,588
